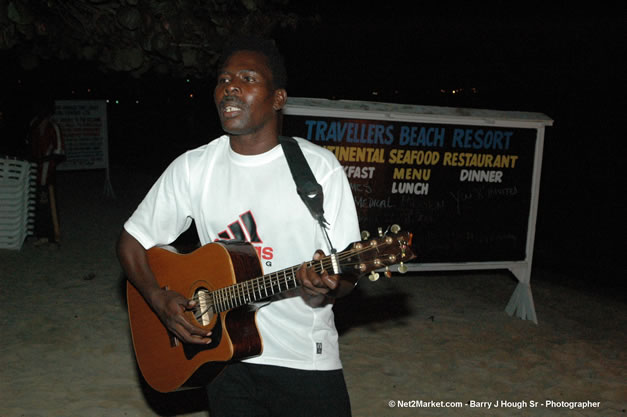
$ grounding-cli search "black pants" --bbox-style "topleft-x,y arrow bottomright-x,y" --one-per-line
206,363 -> 352,417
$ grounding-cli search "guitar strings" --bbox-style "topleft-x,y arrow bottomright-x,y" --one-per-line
194,240 -> 405,316
190,239 -> 407,320
194,253 -> 391,317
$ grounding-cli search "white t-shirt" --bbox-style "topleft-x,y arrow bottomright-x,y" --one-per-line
124,135 -> 360,370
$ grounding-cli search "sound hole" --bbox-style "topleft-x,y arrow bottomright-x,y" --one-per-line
194,287 -> 215,326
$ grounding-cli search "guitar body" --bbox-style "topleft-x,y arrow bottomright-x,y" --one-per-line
126,240 -> 264,393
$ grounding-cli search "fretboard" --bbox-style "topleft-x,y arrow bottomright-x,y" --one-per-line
210,254 -> 338,313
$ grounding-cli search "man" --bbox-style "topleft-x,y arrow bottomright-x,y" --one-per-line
117,38 -> 360,416
27,99 -> 65,244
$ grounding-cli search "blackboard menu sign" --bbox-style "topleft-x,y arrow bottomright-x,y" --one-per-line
283,115 -> 537,263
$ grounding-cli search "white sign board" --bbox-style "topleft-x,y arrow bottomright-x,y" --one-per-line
54,100 -> 109,171
53,100 -> 114,196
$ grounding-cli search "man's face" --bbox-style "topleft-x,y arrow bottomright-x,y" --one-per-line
214,50 -> 284,137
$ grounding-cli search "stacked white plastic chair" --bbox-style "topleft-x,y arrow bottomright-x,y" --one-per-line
0,157 -> 37,250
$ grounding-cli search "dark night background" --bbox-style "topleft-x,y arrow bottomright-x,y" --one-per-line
1,2 -> 625,294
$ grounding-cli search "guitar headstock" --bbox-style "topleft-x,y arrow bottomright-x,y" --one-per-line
342,224 -> 416,281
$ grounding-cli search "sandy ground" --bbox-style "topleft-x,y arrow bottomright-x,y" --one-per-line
1,168 -> 625,417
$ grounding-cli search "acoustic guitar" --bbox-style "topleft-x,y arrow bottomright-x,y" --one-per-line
126,227 -> 415,392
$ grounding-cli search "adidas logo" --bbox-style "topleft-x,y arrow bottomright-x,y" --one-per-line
217,210 -> 274,263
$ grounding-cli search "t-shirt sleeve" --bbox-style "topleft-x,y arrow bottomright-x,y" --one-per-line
319,160 -> 361,253
123,154 -> 194,249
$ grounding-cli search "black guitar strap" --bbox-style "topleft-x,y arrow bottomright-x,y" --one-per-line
279,136 -> 336,252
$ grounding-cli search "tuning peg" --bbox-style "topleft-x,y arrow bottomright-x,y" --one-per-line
390,224 -> 401,234
369,271 -> 380,281
361,230 -> 370,240
398,262 -> 408,274
377,227 -> 383,237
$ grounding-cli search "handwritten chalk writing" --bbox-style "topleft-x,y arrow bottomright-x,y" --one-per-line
451,128 -> 513,150
448,185 -> 519,215
400,195 -> 446,211
487,186 -> 518,197
399,126 -> 445,147
449,185 -> 518,203
391,182 -> 429,195
442,152 -> 518,168
350,182 -> 373,194
354,196 -> 394,209
325,146 -> 385,163
344,165 -> 376,179
305,120 -> 394,144
449,189 -> 475,215
460,169 -> 503,183
393,168 -> 431,181
388,149 -> 441,165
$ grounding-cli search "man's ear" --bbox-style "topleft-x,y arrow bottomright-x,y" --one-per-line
273,89 -> 287,111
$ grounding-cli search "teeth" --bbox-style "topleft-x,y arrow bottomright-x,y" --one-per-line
225,106 -> 240,112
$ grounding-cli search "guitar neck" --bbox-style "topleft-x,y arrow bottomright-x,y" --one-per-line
204,230 -> 414,314
211,256 -> 334,313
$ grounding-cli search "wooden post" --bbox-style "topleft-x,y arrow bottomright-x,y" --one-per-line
48,184 -> 60,242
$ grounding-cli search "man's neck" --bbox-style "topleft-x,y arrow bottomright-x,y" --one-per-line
228,132 -> 279,156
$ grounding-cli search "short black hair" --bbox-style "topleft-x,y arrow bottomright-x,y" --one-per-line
218,37 -> 287,90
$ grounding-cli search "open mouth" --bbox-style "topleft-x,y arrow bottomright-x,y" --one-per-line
219,98 -> 245,118
223,106 -> 242,116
